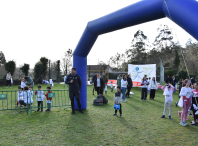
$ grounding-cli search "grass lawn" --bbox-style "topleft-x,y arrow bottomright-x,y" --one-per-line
0,84 -> 197,146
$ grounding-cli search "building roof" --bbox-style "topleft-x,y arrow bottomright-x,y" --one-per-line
87,65 -> 112,71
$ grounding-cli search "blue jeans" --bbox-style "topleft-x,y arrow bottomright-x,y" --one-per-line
121,87 -> 127,100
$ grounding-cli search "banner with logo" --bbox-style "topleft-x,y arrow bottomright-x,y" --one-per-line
128,64 -> 156,86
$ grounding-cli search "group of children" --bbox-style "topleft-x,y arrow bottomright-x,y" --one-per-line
160,79 -> 198,126
17,85 -> 52,112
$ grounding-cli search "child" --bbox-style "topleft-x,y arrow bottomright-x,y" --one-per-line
191,83 -> 198,126
49,77 -> 53,87
179,79 -> 192,126
16,85 -> 24,107
29,86 -> 34,107
113,86 -> 122,117
35,85 -> 45,112
141,77 -> 149,101
160,83 -> 174,119
45,86 -> 52,112
147,77 -> 151,94
23,86 -> 31,108
111,81 -> 113,92
21,78 -> 26,90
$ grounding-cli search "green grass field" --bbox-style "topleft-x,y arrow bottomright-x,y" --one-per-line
0,84 -> 197,146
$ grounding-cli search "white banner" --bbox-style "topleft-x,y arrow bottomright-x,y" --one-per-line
128,64 -> 156,86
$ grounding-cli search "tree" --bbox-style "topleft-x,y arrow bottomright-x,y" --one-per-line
20,63 -> 30,76
4,60 -> 16,75
153,24 -> 176,51
34,62 -> 44,83
61,49 -> 73,75
0,51 -> 6,66
174,50 -> 180,70
40,57 -> 48,78
126,30 -> 150,61
56,60 -> 61,82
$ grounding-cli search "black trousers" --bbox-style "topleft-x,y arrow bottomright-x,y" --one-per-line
37,101 -> 43,111
115,104 -> 122,114
126,87 -> 132,97
96,87 -> 103,95
141,88 -> 147,100
150,89 -> 156,99
6,80 -> 11,87
111,88 -> 113,92
70,93 -> 82,111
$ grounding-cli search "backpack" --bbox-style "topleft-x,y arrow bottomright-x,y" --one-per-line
98,94 -> 108,104
93,96 -> 103,106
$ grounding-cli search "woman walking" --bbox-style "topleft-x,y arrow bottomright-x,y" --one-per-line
121,74 -> 128,102
149,77 -> 158,100
125,75 -> 133,98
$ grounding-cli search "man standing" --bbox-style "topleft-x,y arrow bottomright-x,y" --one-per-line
172,76 -> 177,93
117,74 -> 122,87
6,72 -> 12,88
102,73 -> 108,95
92,73 -> 97,95
166,76 -> 172,84
66,68 -> 83,114
64,74 -> 67,87
24,76 -> 34,88
191,77 -> 195,85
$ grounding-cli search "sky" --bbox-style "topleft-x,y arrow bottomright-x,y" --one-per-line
0,0 -> 197,69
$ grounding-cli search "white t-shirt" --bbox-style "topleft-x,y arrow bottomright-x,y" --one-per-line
121,79 -> 128,88
23,91 -> 34,104
111,83 -> 113,88
179,87 -> 192,98
49,79 -> 53,84
21,82 -> 26,88
36,90 -> 45,101
17,91 -> 24,101
97,78 -> 100,87
141,81 -> 148,88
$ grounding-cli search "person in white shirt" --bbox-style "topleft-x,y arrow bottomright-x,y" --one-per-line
111,81 -> 113,92
23,86 -> 33,108
21,78 -> 26,90
149,77 -> 158,100
141,77 -> 149,101
35,85 -> 45,112
179,79 -> 192,126
147,77 -> 151,94
121,74 -> 128,102
49,77 -> 53,87
64,74 -> 67,87
6,72 -> 12,88
16,86 -> 24,107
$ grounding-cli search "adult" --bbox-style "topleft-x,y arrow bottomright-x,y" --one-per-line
94,74 -> 104,95
191,77 -> 195,85
172,76 -> 177,93
24,76 -> 34,88
6,72 -> 12,88
149,77 -> 158,100
125,75 -> 133,98
92,73 -> 97,95
102,73 -> 108,95
166,76 -> 172,84
121,74 -> 128,102
66,68 -> 83,114
117,74 -> 122,87
64,74 -> 67,87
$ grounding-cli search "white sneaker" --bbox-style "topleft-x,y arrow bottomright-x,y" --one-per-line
122,99 -> 124,101
123,100 -> 127,102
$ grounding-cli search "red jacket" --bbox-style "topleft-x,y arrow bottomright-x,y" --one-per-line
45,91 -> 52,101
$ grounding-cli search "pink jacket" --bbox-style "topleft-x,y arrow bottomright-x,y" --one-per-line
161,85 -> 174,102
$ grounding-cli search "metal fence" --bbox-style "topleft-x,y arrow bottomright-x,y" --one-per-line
0,90 -> 70,115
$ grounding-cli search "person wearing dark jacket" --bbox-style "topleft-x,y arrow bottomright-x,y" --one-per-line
172,76 -> 177,93
191,77 -> 195,85
24,76 -> 34,88
66,68 -> 83,114
166,76 -> 172,84
125,75 -> 133,98
94,74 -> 104,95
102,73 -> 108,95
92,73 -> 97,95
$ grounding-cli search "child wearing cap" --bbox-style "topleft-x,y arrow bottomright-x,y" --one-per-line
113,86 -> 122,117
160,83 -> 174,119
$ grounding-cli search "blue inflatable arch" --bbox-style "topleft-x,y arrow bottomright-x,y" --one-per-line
73,0 -> 198,110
